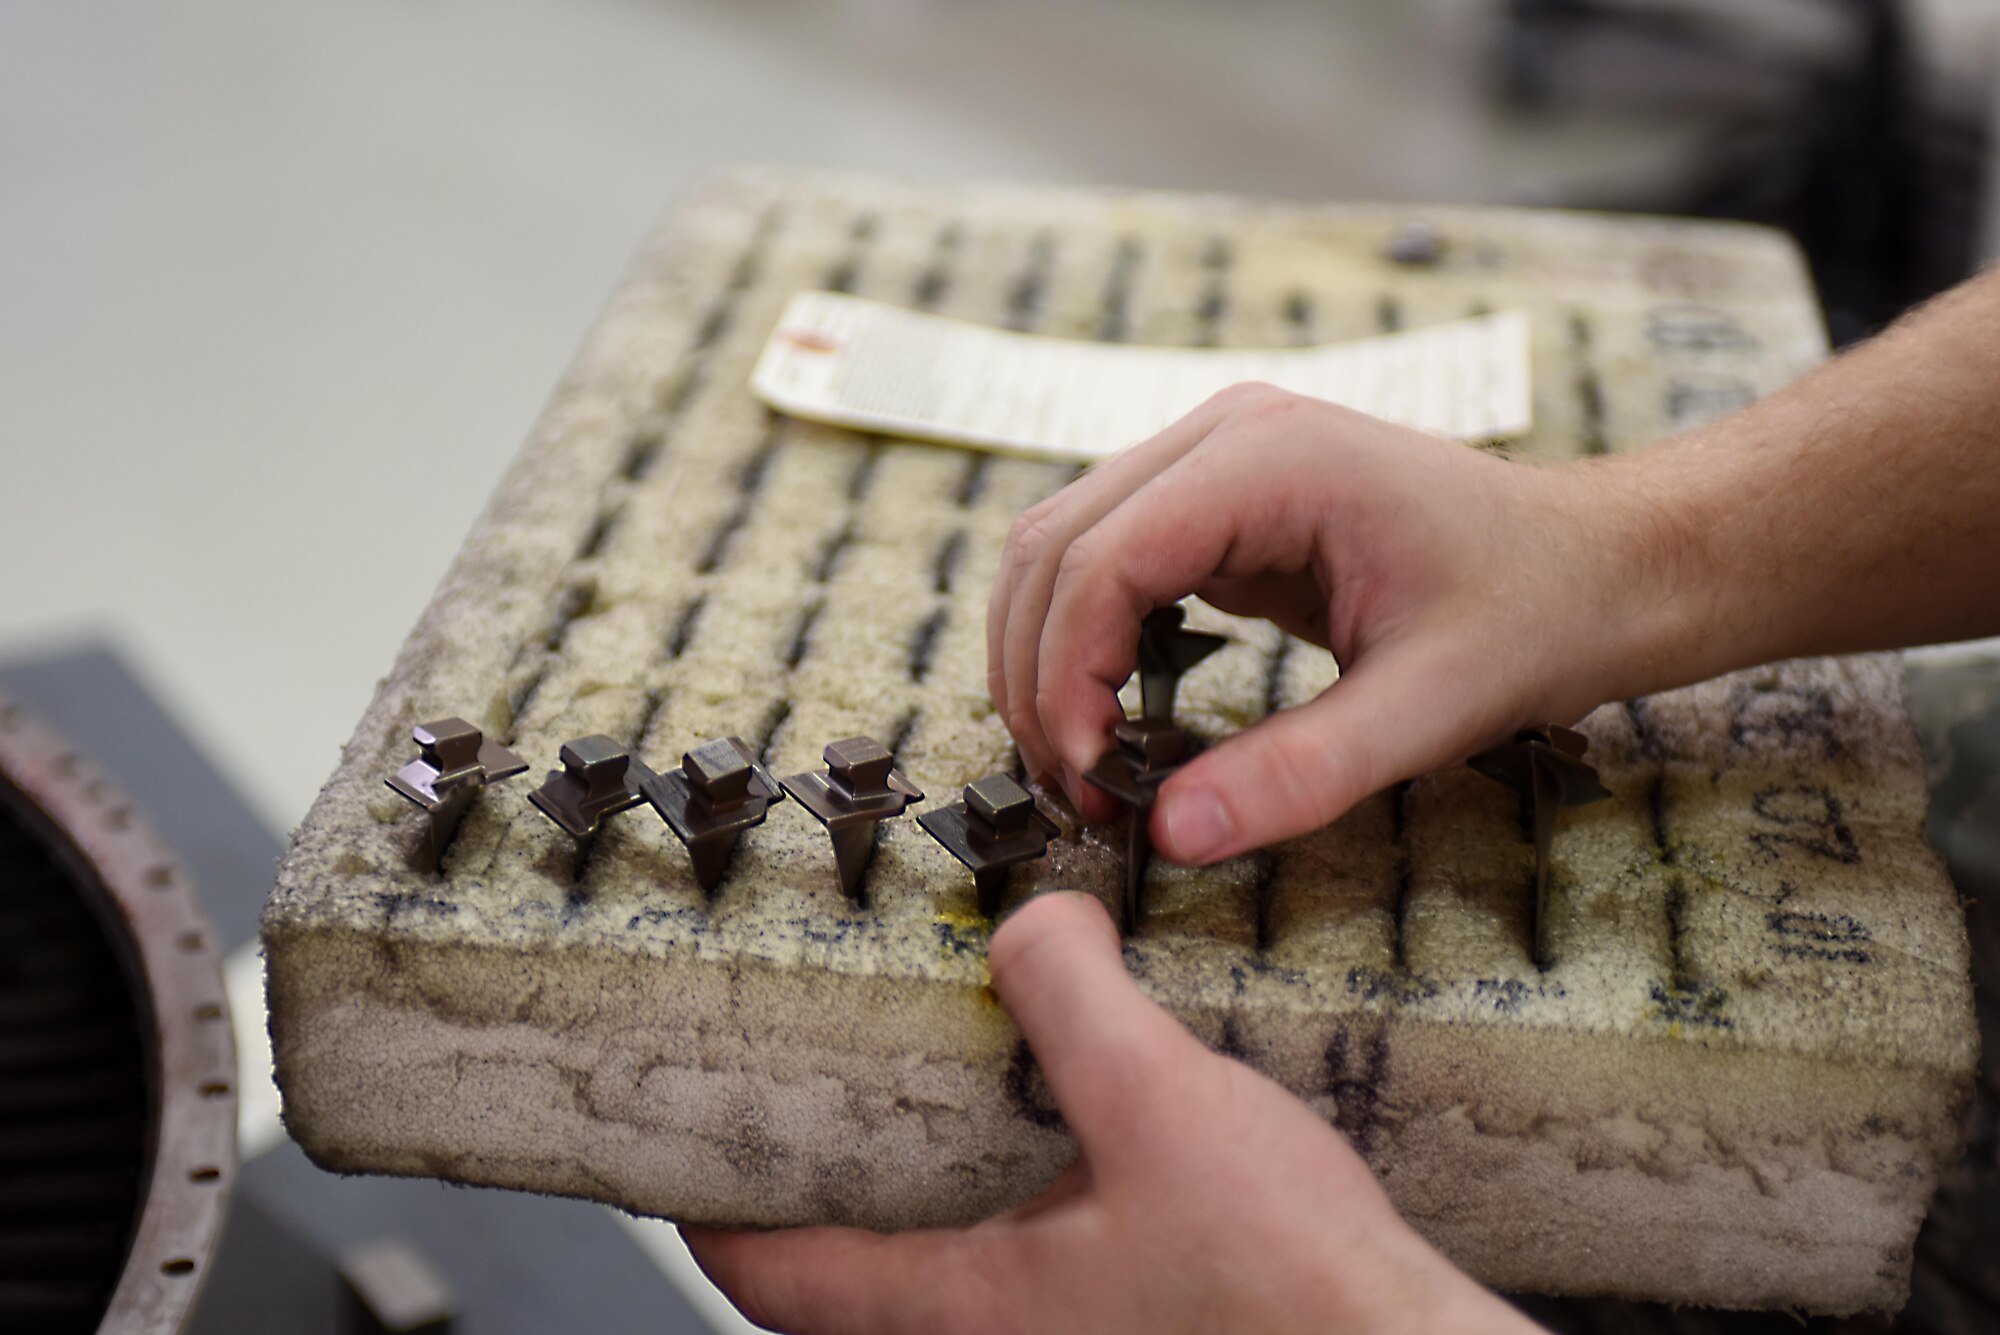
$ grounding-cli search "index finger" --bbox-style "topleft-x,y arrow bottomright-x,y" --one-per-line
1035,445 -> 1311,779
986,384 -> 1280,785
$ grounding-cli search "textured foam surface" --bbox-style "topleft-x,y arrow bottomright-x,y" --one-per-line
264,170 -> 1976,1315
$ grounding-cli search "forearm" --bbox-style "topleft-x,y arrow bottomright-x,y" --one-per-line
1601,265 -> 2000,696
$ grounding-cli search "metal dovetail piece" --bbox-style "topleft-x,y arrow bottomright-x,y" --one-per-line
780,736 -> 923,903
1072,604 -> 1224,932
527,734 -> 657,840
1135,605 -> 1228,721
918,773 -> 1060,917
1468,723 -> 1613,970
385,717 -> 527,871
642,736 -> 785,891
1084,718 -> 1192,933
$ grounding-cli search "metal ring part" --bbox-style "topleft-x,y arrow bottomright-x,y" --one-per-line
0,694 -> 237,1335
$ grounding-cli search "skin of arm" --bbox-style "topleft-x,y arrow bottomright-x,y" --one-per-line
1633,266 -> 2000,679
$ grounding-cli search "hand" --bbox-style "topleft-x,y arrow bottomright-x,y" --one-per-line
683,893 -> 1542,1335
987,384 -> 1685,864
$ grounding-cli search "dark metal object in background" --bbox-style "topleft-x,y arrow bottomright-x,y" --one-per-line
0,694 -> 236,1335
337,1237 -> 456,1335
0,646 -> 714,1335
527,736 -> 655,841
918,774 -> 1061,916
642,735 -> 785,891
780,736 -> 923,902
1135,606 -> 1227,722
384,719 -> 525,871
1497,0 -> 1988,345
1469,724 -> 1612,968
1084,718 -> 1194,932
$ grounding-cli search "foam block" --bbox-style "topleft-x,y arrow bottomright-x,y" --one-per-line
264,171 -> 1974,1315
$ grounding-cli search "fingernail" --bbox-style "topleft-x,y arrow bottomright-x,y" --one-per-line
1163,789 -> 1232,863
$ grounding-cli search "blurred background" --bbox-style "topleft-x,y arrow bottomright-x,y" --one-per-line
2,2 -> 1997,1332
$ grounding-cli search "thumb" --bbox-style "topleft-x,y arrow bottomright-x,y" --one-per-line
987,892 -> 1209,1171
683,1224 -> 968,1335
1153,643 -> 1500,864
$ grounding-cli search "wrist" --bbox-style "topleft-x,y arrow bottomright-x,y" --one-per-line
1559,437 -> 1742,705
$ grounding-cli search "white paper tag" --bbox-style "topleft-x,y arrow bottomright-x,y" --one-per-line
751,291 -> 1532,462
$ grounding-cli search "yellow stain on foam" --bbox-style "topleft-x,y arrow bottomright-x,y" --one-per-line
934,911 -> 995,986
1668,1022 -> 1685,1040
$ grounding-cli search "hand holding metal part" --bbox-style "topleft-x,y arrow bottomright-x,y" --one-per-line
1084,717 -> 1195,932
985,383 -> 1648,868
1468,723 -> 1612,968
385,717 -> 527,870
1134,605 -> 1227,721
1079,603 -> 1223,932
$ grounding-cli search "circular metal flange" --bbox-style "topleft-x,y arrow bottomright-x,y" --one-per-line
0,694 -> 237,1335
